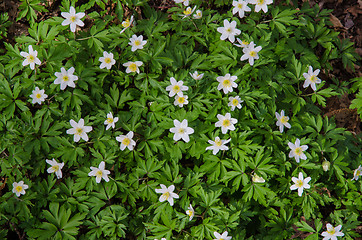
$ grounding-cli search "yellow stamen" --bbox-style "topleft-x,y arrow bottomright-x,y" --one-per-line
178,128 -> 185,134
16,186 -> 22,192
327,228 -> 336,235
134,40 -> 141,46
223,79 -> 231,87
27,55 -> 35,62
232,99 -> 239,106
177,97 -> 185,103
122,138 -> 130,146
36,93 -> 42,99
173,85 -> 180,92
250,51 -> 257,57
96,170 -> 103,178
222,119 -> 230,127
63,75 -> 69,82
310,75 -> 317,82
129,63 -> 137,72
162,191 -> 170,200
107,118 -> 113,123
294,147 -> 302,156
238,3 -> 243,8
76,128 -> 83,135
122,19 -> 130,28
104,58 -> 111,64
280,116 -> 288,124
295,179 -> 303,188
215,139 -> 222,146
70,16 -> 76,22
52,165 -> 59,171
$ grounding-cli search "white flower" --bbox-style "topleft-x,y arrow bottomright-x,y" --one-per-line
20,45 -> 41,70
12,181 -> 29,197
240,42 -> 262,66
46,159 -> 64,179
129,34 -> 147,52
275,110 -> 291,133
61,6 -> 85,32
214,231 -> 232,240
215,113 -> 238,134
169,119 -> 194,142
217,74 -> 238,94
155,184 -> 179,206
54,67 -> 78,90
29,87 -> 47,105
174,95 -> 189,107
190,71 -> 204,80
217,19 -> 241,43
174,0 -> 189,6
234,38 -> 250,48
104,112 -> 119,130
303,66 -> 321,91
120,16 -> 134,34
352,165 -> 362,180
232,0 -> 251,18
288,138 -> 308,163
116,131 -> 136,151
206,137 -> 231,155
228,96 -> 243,111
88,161 -> 111,183
123,61 -> 143,74
249,0 -> 273,13
166,77 -> 189,97
66,118 -> 92,142
321,223 -> 344,240
193,10 -> 202,19
182,6 -> 196,19
99,51 -> 116,70
290,172 -> 311,197
186,204 -> 195,221
252,173 -> 265,183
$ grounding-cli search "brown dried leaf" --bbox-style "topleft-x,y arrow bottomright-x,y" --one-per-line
329,14 -> 344,28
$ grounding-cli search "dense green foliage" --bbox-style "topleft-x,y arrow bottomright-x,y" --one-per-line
0,0 -> 361,239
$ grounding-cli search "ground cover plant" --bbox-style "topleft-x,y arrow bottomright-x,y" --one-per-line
0,0 -> 361,239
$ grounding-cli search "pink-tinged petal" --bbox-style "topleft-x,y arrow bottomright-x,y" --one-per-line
74,134 -> 81,142
301,145 -> 308,151
120,144 -> 127,151
295,138 -> 300,147
297,187 -> 304,196
168,197 -> 174,206
62,19 -> 71,26
66,128 -> 76,134
298,172 -> 303,180
127,131 -> 134,139
76,12 -> 85,19
182,134 -> 190,142
70,119 -> 77,128
20,52 -> 28,57
96,176 -> 101,183
290,185 -> 298,190
67,80 -> 76,88
303,80 -> 310,88
159,194 -> 167,202
171,192 -> 179,199
83,126 -> 92,132
168,185 -> 175,192
69,6 -> 76,15
103,175 -> 110,182
75,19 -> 84,27
70,23 -> 76,32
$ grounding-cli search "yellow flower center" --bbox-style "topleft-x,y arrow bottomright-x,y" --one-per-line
356,170 -> 361,175
63,75 -> 69,82
196,12 -> 201,17
27,55 -> 35,62
16,186 -> 23,192
36,93 -> 42,99
250,51 -> 257,57
162,191 -> 170,200
280,116 -> 288,124
232,99 -> 239,106
327,228 -> 336,235
215,139 -> 222,146
310,75 -> 317,83
187,210 -> 193,217
52,165 -> 59,171
223,79 -> 231,87
122,19 -> 130,28
178,128 -> 185,134
242,40 -> 249,45
107,118 -> 113,123
104,57 -> 111,64
96,170 -> 103,178
183,8 -> 192,15
129,63 -> 137,72
173,85 -> 180,92
122,137 -> 130,146
295,179 -> 303,188
226,27 -> 232,33
177,97 -> 185,103
258,0 -> 265,5
238,3 -> 243,8
70,16 -> 76,22
294,147 -> 302,156
134,40 -> 141,46
76,127 -> 83,135
222,119 -> 230,127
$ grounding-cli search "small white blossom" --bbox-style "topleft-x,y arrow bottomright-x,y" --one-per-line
217,19 -> 241,43
61,6 -> 85,32
123,61 -> 143,74
129,34 -> 147,52
234,38 -> 250,48
116,131 -> 136,151
99,51 -> 116,70
206,137 -> 231,155
120,16 -> 134,34
54,67 -> 78,90
249,0 -> 273,13
240,42 -> 262,66
288,138 -> 308,163
46,159 -> 64,179
166,77 -> 189,97
12,181 -> 29,197
232,0 -> 251,18
352,165 -> 362,180
30,87 -> 47,105
275,110 -> 291,133
214,231 -> 232,240
228,96 -> 243,111
182,6 -> 196,19
217,74 -> 238,94
20,45 -> 41,70
104,112 -> 119,130
88,161 -> 111,183
174,95 -> 189,107
193,10 -> 202,19
252,173 -> 265,183
303,66 -> 321,91
155,184 -> 179,206
321,224 -> 344,240
186,204 -> 195,221
169,119 -> 194,142
215,113 -> 238,134
174,0 -> 189,6
290,172 -> 311,197
66,118 -> 92,142
190,71 -> 204,80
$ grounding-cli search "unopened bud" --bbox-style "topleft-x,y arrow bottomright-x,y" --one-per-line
322,160 -> 330,172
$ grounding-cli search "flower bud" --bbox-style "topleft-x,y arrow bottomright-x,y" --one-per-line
252,174 -> 265,183
322,160 -> 330,172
